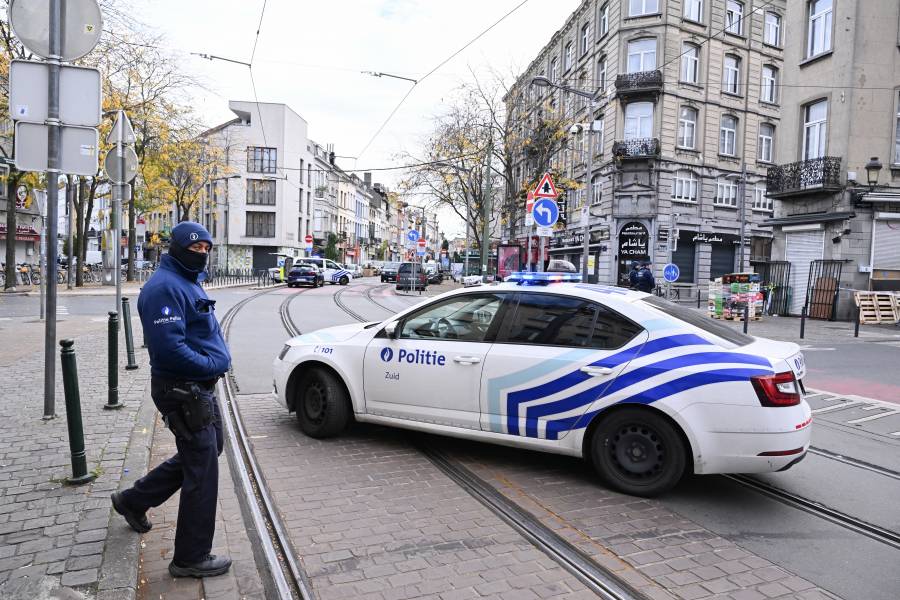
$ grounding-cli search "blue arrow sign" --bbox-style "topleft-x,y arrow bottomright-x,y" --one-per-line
532,198 -> 559,228
407,229 -> 419,242
663,263 -> 680,283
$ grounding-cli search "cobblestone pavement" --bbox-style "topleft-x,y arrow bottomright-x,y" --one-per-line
136,411 -> 266,600
237,392 -> 619,600
0,316 -> 152,599
444,438 -> 842,600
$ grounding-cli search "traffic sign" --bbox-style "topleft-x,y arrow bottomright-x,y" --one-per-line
14,122 -> 98,176
525,212 -> 534,227
104,145 -> 138,184
9,60 -> 102,127
9,0 -> 103,62
407,229 -> 419,246
536,226 -> 553,237
525,190 -> 535,213
417,238 -> 426,256
106,111 -> 136,145
663,263 -> 680,283
533,172 -> 558,199
304,234 -> 313,245
532,198 -> 559,228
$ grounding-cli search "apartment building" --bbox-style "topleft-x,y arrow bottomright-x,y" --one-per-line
202,101 -> 315,271
766,0 -> 900,318
506,0 -> 785,285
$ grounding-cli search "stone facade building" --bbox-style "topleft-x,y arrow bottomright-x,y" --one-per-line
505,0 -> 786,287
765,0 -> 900,318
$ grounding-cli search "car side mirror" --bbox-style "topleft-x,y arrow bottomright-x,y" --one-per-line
384,321 -> 400,339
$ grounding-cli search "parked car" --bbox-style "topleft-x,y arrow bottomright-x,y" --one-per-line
287,264 -> 324,288
344,264 -> 364,278
380,262 -> 401,283
424,263 -> 443,284
396,262 -> 427,292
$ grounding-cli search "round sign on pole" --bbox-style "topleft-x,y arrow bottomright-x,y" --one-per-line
532,198 -> 559,228
304,234 -> 313,245
417,238 -> 426,249
9,0 -> 103,62
103,146 -> 138,184
663,263 -> 680,283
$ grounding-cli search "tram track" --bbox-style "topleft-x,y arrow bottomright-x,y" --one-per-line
218,287 -> 315,600
279,288 -> 305,337
332,283 -> 378,323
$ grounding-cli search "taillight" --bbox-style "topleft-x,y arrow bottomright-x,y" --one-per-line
751,371 -> 801,407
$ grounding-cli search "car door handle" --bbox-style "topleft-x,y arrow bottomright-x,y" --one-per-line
453,356 -> 482,365
580,366 -> 614,377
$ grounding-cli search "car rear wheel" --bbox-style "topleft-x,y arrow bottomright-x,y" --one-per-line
590,408 -> 686,497
295,368 -> 350,438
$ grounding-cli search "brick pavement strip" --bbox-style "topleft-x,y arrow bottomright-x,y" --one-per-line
0,318 -> 152,599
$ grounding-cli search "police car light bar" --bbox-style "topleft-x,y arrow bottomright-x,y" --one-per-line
506,271 -> 583,285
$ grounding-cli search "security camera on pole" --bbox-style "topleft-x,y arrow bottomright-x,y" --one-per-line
103,111 -> 138,318
7,0 -> 103,418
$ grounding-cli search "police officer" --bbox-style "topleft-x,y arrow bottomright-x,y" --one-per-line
627,261 -> 641,289
110,222 -> 232,578
636,261 -> 656,293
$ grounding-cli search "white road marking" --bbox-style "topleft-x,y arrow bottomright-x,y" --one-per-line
807,388 -> 900,410
891,432 -> 900,436
846,410 -> 900,424
798,346 -> 835,351
811,401 -> 864,414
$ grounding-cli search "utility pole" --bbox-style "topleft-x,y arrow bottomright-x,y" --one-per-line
581,96 -> 596,283
738,161 -> 747,271
481,138 -> 493,280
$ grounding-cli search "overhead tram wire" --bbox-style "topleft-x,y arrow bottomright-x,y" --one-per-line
357,0 -> 532,159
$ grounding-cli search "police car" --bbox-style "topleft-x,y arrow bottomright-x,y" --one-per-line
300,257 -> 352,285
273,272 -> 810,496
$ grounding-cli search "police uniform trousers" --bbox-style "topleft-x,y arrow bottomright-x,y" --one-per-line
120,378 -> 223,564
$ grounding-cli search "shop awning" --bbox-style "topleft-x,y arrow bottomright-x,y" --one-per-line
764,211 -> 855,227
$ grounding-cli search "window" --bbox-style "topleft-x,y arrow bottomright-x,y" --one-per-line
764,12 -> 781,46
400,293 -> 505,342
719,115 -> 738,156
627,38 -> 656,73
599,4 -> 609,35
500,294 -> 641,349
597,57 -> 607,91
564,42 -> 574,71
807,0 -> 833,58
684,0 -> 702,22
246,211 -> 275,237
894,92 -> 900,164
761,65 -> 778,103
678,107 -> 698,149
716,178 -> 738,206
629,0 -> 658,17
673,170 -> 698,202
753,185 -> 773,211
246,179 -> 276,205
642,296 -> 752,346
247,147 -> 277,173
580,23 -> 590,55
725,1 -> 743,35
550,56 -> 559,82
723,55 -> 741,95
591,175 -> 602,205
803,99 -> 828,160
680,43 -> 699,84
594,117 -> 605,153
624,102 -> 654,139
758,123 -> 775,163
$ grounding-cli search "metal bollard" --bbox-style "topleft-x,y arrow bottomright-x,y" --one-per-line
122,297 -> 139,370
697,287 -> 702,309
854,304 -> 860,338
59,340 -> 97,485
105,312 -> 123,410
743,304 -> 749,334
800,306 -> 807,340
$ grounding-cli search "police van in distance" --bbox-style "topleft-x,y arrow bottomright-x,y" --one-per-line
273,271 -> 810,496
299,257 -> 352,285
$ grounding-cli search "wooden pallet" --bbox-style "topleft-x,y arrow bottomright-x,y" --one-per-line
854,291 -> 900,324
709,313 -> 762,321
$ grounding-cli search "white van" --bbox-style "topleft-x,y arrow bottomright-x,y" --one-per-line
298,257 -> 352,285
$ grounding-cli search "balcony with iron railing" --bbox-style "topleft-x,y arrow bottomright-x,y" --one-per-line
612,138 -> 660,160
615,70 -> 663,97
766,157 -> 843,198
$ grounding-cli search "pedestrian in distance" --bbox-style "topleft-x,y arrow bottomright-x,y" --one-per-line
636,261 -> 656,294
110,221 -> 233,578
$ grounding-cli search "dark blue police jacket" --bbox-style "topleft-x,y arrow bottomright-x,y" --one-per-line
137,254 -> 231,381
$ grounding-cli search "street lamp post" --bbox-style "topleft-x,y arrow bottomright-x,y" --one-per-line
531,75 -> 599,282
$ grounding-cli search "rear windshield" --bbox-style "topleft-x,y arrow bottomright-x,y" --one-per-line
398,263 -> 419,273
292,266 -> 316,273
384,262 -> 400,269
641,296 -> 753,346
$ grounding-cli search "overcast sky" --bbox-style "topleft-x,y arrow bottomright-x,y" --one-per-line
134,0 -> 580,238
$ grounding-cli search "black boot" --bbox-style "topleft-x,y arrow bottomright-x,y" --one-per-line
169,555 -> 233,578
110,492 -> 152,533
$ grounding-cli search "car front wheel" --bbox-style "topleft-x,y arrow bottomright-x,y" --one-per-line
339,276 -> 349,285
295,368 -> 350,438
590,408 -> 686,497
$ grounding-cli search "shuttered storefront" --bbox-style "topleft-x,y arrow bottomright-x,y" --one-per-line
710,244 -> 735,280
672,239 -> 696,283
785,230 -> 824,315
872,219 -> 900,270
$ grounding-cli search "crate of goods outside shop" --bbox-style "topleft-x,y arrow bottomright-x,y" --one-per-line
709,273 -> 763,320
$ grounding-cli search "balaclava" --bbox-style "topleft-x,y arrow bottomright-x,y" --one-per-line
168,221 -> 213,272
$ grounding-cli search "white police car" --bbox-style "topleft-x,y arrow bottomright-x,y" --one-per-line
273,272 -> 810,496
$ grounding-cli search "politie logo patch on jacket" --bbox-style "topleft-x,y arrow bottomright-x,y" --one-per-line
154,305 -> 181,326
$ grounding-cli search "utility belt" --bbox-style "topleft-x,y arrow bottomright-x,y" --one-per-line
157,376 -> 222,441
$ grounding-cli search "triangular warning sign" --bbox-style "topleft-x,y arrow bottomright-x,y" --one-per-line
532,172 -> 558,199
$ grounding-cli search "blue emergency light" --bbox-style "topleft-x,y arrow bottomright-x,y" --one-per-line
505,271 -> 583,285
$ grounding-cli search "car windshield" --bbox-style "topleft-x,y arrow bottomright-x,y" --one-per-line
385,262 -> 400,270
292,266 -> 316,273
398,263 -> 420,273
641,296 -> 753,346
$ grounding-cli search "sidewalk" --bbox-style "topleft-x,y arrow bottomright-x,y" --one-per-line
9,278 -> 262,297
